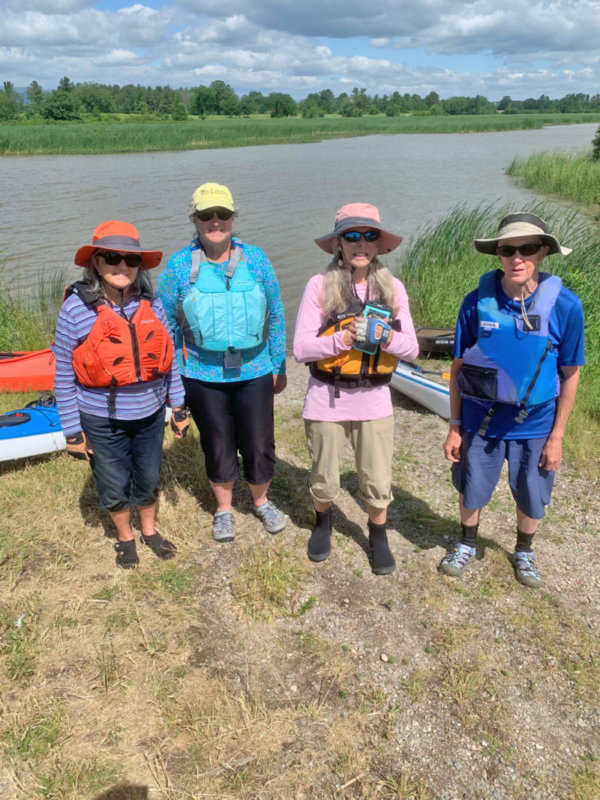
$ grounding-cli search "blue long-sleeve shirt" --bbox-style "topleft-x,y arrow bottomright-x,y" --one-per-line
157,236 -> 286,383
53,294 -> 185,436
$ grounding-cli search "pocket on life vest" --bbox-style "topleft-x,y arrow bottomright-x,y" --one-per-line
459,364 -> 498,401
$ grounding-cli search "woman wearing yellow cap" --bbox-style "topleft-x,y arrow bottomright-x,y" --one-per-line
157,183 -> 287,542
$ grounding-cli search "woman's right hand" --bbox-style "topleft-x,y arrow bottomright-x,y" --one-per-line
342,318 -> 358,348
65,431 -> 92,461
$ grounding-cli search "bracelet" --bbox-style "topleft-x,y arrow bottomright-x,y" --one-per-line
449,418 -> 462,426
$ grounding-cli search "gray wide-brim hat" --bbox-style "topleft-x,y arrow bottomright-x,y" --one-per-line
473,212 -> 572,256
315,202 -> 403,254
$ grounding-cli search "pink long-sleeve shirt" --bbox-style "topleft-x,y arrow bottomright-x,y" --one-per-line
293,274 -> 419,421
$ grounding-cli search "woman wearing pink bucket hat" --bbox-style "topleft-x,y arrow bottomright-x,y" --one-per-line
293,203 -> 419,574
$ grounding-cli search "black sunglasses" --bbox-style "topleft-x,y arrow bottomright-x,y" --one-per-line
195,208 -> 234,222
341,230 -> 380,243
100,251 -> 142,268
496,243 -> 544,257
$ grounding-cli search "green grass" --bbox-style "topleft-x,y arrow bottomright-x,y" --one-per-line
399,202 -> 600,468
0,268 -> 64,350
2,113 -> 600,155
507,150 -> 600,206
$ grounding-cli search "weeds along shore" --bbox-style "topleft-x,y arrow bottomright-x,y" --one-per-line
507,149 -> 600,207
2,112 -> 600,155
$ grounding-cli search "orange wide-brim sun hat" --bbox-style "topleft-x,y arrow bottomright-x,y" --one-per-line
74,221 -> 163,270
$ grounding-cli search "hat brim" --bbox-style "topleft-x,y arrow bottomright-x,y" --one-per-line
74,244 -> 162,270
473,234 -> 571,256
315,217 -> 403,254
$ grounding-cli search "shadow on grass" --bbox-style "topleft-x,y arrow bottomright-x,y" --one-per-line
92,786 -> 148,800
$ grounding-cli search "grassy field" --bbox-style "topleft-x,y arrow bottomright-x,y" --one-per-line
507,150 -> 600,207
2,112 -> 600,155
399,202 -> 600,468
1,360 -> 599,800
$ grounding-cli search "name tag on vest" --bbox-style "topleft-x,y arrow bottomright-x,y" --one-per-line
480,321 -> 499,330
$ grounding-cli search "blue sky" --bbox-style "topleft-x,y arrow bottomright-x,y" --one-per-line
2,0 -> 599,100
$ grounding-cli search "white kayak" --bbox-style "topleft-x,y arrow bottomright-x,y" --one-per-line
390,361 -> 450,419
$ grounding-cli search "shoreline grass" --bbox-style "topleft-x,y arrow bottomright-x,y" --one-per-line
1,112 -> 600,155
507,150 -> 600,207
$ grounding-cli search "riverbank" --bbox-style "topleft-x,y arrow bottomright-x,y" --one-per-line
3,112 -> 600,155
507,149 -> 600,207
1,357 -> 599,800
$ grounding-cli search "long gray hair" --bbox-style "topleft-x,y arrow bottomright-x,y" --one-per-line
321,245 -> 397,319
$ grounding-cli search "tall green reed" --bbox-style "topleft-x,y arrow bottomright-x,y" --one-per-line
507,151 -> 600,206
0,266 -> 64,351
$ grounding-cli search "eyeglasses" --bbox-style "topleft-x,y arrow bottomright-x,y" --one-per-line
100,251 -> 142,268
340,230 -> 380,243
195,208 -> 234,222
496,243 -> 544,258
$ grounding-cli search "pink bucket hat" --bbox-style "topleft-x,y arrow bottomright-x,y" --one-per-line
314,203 -> 403,254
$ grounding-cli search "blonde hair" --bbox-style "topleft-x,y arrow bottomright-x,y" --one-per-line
321,245 -> 397,319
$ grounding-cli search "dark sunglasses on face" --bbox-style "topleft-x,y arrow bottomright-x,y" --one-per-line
496,243 -> 544,258
100,251 -> 142,268
341,230 -> 380,243
195,207 -> 234,222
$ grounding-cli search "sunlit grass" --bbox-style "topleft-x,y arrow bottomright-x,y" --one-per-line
507,150 -> 600,206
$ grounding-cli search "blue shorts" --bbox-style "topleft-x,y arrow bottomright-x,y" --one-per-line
452,432 -> 555,519
81,409 -> 165,512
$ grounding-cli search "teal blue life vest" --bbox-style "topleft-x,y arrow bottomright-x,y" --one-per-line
177,239 -> 268,352
459,269 -> 561,431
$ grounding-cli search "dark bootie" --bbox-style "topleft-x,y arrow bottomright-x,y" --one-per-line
368,521 -> 395,575
308,508 -> 332,562
114,539 -> 139,569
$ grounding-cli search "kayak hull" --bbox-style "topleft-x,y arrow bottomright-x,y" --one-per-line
0,349 -> 55,392
391,361 -> 450,419
0,396 -> 66,462
416,327 -> 455,356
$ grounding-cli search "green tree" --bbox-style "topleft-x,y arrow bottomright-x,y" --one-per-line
0,82 -> 19,120
42,90 -> 79,120
424,90 -> 440,108
26,80 -> 44,112
266,92 -> 297,117
191,85 -> 217,118
592,125 -> 600,160
171,101 -> 188,121
58,76 -> 74,93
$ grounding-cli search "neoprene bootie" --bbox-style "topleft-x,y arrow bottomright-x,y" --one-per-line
368,520 -> 395,575
308,507 -> 332,562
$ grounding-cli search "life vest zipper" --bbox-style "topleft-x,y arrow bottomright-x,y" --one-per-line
128,321 -> 143,382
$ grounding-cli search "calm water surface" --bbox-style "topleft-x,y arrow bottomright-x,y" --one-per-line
0,123 -> 594,336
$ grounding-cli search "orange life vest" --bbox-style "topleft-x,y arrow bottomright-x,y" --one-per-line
72,299 -> 173,389
309,313 -> 398,397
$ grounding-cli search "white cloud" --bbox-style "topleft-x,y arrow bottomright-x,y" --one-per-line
2,0 -> 600,100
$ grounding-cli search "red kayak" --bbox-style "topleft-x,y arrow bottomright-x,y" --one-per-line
0,349 -> 55,392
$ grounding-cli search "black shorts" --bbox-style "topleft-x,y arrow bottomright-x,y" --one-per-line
184,373 -> 276,485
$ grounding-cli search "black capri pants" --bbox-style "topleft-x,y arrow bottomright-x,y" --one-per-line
183,372 -> 276,485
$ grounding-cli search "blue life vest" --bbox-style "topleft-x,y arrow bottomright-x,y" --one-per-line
177,239 -> 268,352
459,270 -> 561,423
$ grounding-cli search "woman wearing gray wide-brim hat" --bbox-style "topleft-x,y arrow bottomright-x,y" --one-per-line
440,210 -> 584,591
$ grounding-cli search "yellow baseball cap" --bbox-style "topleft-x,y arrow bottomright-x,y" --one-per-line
190,183 -> 235,214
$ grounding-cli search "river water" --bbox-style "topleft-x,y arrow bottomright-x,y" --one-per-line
0,123 -> 594,334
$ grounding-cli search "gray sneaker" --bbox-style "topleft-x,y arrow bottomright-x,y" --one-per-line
439,543 -> 476,577
212,511 -> 235,542
254,500 -> 287,534
510,550 -> 542,588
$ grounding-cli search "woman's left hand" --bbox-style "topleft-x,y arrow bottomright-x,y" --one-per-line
170,407 -> 190,438
273,374 -> 287,394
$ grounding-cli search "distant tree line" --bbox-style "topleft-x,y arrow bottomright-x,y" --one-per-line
2,77 -> 600,122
